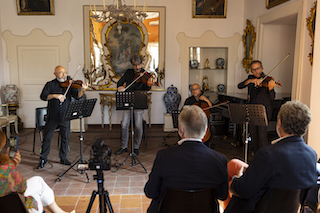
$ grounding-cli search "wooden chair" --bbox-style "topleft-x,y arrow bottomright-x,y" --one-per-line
0,193 -> 28,213
158,187 -> 219,213
0,104 -> 18,138
254,187 -> 310,213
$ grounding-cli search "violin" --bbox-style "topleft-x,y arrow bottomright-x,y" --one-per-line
258,76 -> 282,88
60,80 -> 84,89
60,79 -> 96,90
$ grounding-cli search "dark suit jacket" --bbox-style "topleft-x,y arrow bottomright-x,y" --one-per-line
144,140 -> 228,213
225,136 -> 318,213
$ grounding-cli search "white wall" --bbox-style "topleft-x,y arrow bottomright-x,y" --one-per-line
0,0 -> 245,126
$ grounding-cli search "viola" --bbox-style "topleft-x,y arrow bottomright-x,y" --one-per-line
134,71 -> 159,87
258,76 -> 282,88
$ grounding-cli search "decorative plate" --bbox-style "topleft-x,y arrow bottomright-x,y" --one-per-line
190,60 -> 199,69
217,84 -> 225,92
216,58 -> 225,69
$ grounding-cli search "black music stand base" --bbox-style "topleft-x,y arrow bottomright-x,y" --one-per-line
114,106 -> 148,173
86,169 -> 114,213
54,98 -> 97,183
55,117 -> 90,183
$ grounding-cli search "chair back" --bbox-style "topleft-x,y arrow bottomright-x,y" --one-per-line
0,193 -> 28,213
35,107 -> 47,129
254,187 -> 309,213
158,187 -> 218,213
0,104 -> 9,118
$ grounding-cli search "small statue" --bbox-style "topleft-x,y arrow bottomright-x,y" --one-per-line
204,59 -> 210,69
202,76 -> 210,91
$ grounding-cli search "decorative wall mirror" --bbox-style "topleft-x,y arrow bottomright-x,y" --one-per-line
307,1 -> 316,66
83,5 -> 166,90
242,19 -> 256,73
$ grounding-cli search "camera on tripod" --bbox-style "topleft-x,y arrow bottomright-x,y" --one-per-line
88,138 -> 111,171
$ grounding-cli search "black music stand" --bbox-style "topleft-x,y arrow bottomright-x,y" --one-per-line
114,91 -> 148,173
55,98 -> 97,182
228,103 -> 268,163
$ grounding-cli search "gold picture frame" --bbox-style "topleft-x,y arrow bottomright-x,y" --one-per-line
242,20 -> 256,73
17,0 -> 54,15
307,1 -> 317,66
192,0 -> 227,18
266,0 -> 290,9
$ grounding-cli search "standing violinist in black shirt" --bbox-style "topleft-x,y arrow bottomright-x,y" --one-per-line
36,66 -> 88,169
115,54 -> 155,156
238,60 -> 276,154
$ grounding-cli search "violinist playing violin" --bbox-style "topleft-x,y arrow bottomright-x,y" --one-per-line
36,65 -> 88,169
238,60 -> 277,155
184,83 -> 213,147
115,54 -> 155,156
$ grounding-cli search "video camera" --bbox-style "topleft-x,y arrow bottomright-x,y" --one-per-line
88,138 -> 111,171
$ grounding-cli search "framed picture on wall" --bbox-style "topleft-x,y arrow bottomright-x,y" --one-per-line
192,0 -> 227,18
266,0 -> 290,9
16,0 -> 55,15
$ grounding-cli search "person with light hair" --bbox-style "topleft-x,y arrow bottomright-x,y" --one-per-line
224,100 -> 318,213
144,105 -> 228,212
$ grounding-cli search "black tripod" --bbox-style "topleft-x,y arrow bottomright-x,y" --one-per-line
86,169 -> 113,213
55,98 -> 97,182
114,91 -> 148,173
228,103 -> 268,162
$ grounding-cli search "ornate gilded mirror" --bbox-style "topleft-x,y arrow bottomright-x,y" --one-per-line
83,5 -> 165,90
307,1 -> 316,66
242,19 -> 256,73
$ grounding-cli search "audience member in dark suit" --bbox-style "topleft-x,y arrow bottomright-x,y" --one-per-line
238,60 -> 276,154
224,100 -> 318,213
144,105 -> 228,213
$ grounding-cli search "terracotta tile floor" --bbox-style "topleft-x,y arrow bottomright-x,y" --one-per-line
11,124 -> 243,212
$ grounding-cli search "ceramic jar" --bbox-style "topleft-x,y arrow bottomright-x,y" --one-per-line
3,84 -> 19,104
163,84 -> 181,114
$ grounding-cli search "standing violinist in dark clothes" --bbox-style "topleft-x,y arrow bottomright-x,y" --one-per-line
238,60 -> 276,154
115,54 -> 155,156
36,65 -> 88,169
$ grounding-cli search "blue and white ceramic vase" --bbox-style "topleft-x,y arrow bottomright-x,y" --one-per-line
163,84 -> 181,114
3,84 -> 19,104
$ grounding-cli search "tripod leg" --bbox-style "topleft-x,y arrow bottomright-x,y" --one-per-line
85,170 -> 90,183
99,193 -> 106,213
114,154 -> 131,173
104,191 -> 114,213
86,190 -> 98,213
132,155 -> 148,173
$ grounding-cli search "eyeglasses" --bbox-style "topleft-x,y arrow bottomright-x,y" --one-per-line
251,67 -> 262,72
191,87 -> 200,91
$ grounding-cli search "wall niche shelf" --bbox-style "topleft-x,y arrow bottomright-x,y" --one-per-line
177,31 -> 241,103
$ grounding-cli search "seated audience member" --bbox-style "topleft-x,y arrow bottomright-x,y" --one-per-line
0,130 -> 75,213
144,105 -> 228,213
224,100 -> 318,213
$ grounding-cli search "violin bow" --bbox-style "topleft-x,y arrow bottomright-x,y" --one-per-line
260,53 -> 290,82
123,70 -> 148,92
63,64 -> 82,98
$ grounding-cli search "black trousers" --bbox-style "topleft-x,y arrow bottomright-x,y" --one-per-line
249,124 -> 269,153
40,118 -> 70,161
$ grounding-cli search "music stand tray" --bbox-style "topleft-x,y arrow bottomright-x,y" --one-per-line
228,103 -> 268,162
55,98 -> 97,182
114,91 -> 148,173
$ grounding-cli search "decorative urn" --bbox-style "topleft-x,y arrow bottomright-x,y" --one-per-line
2,84 -> 19,104
163,84 -> 181,114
